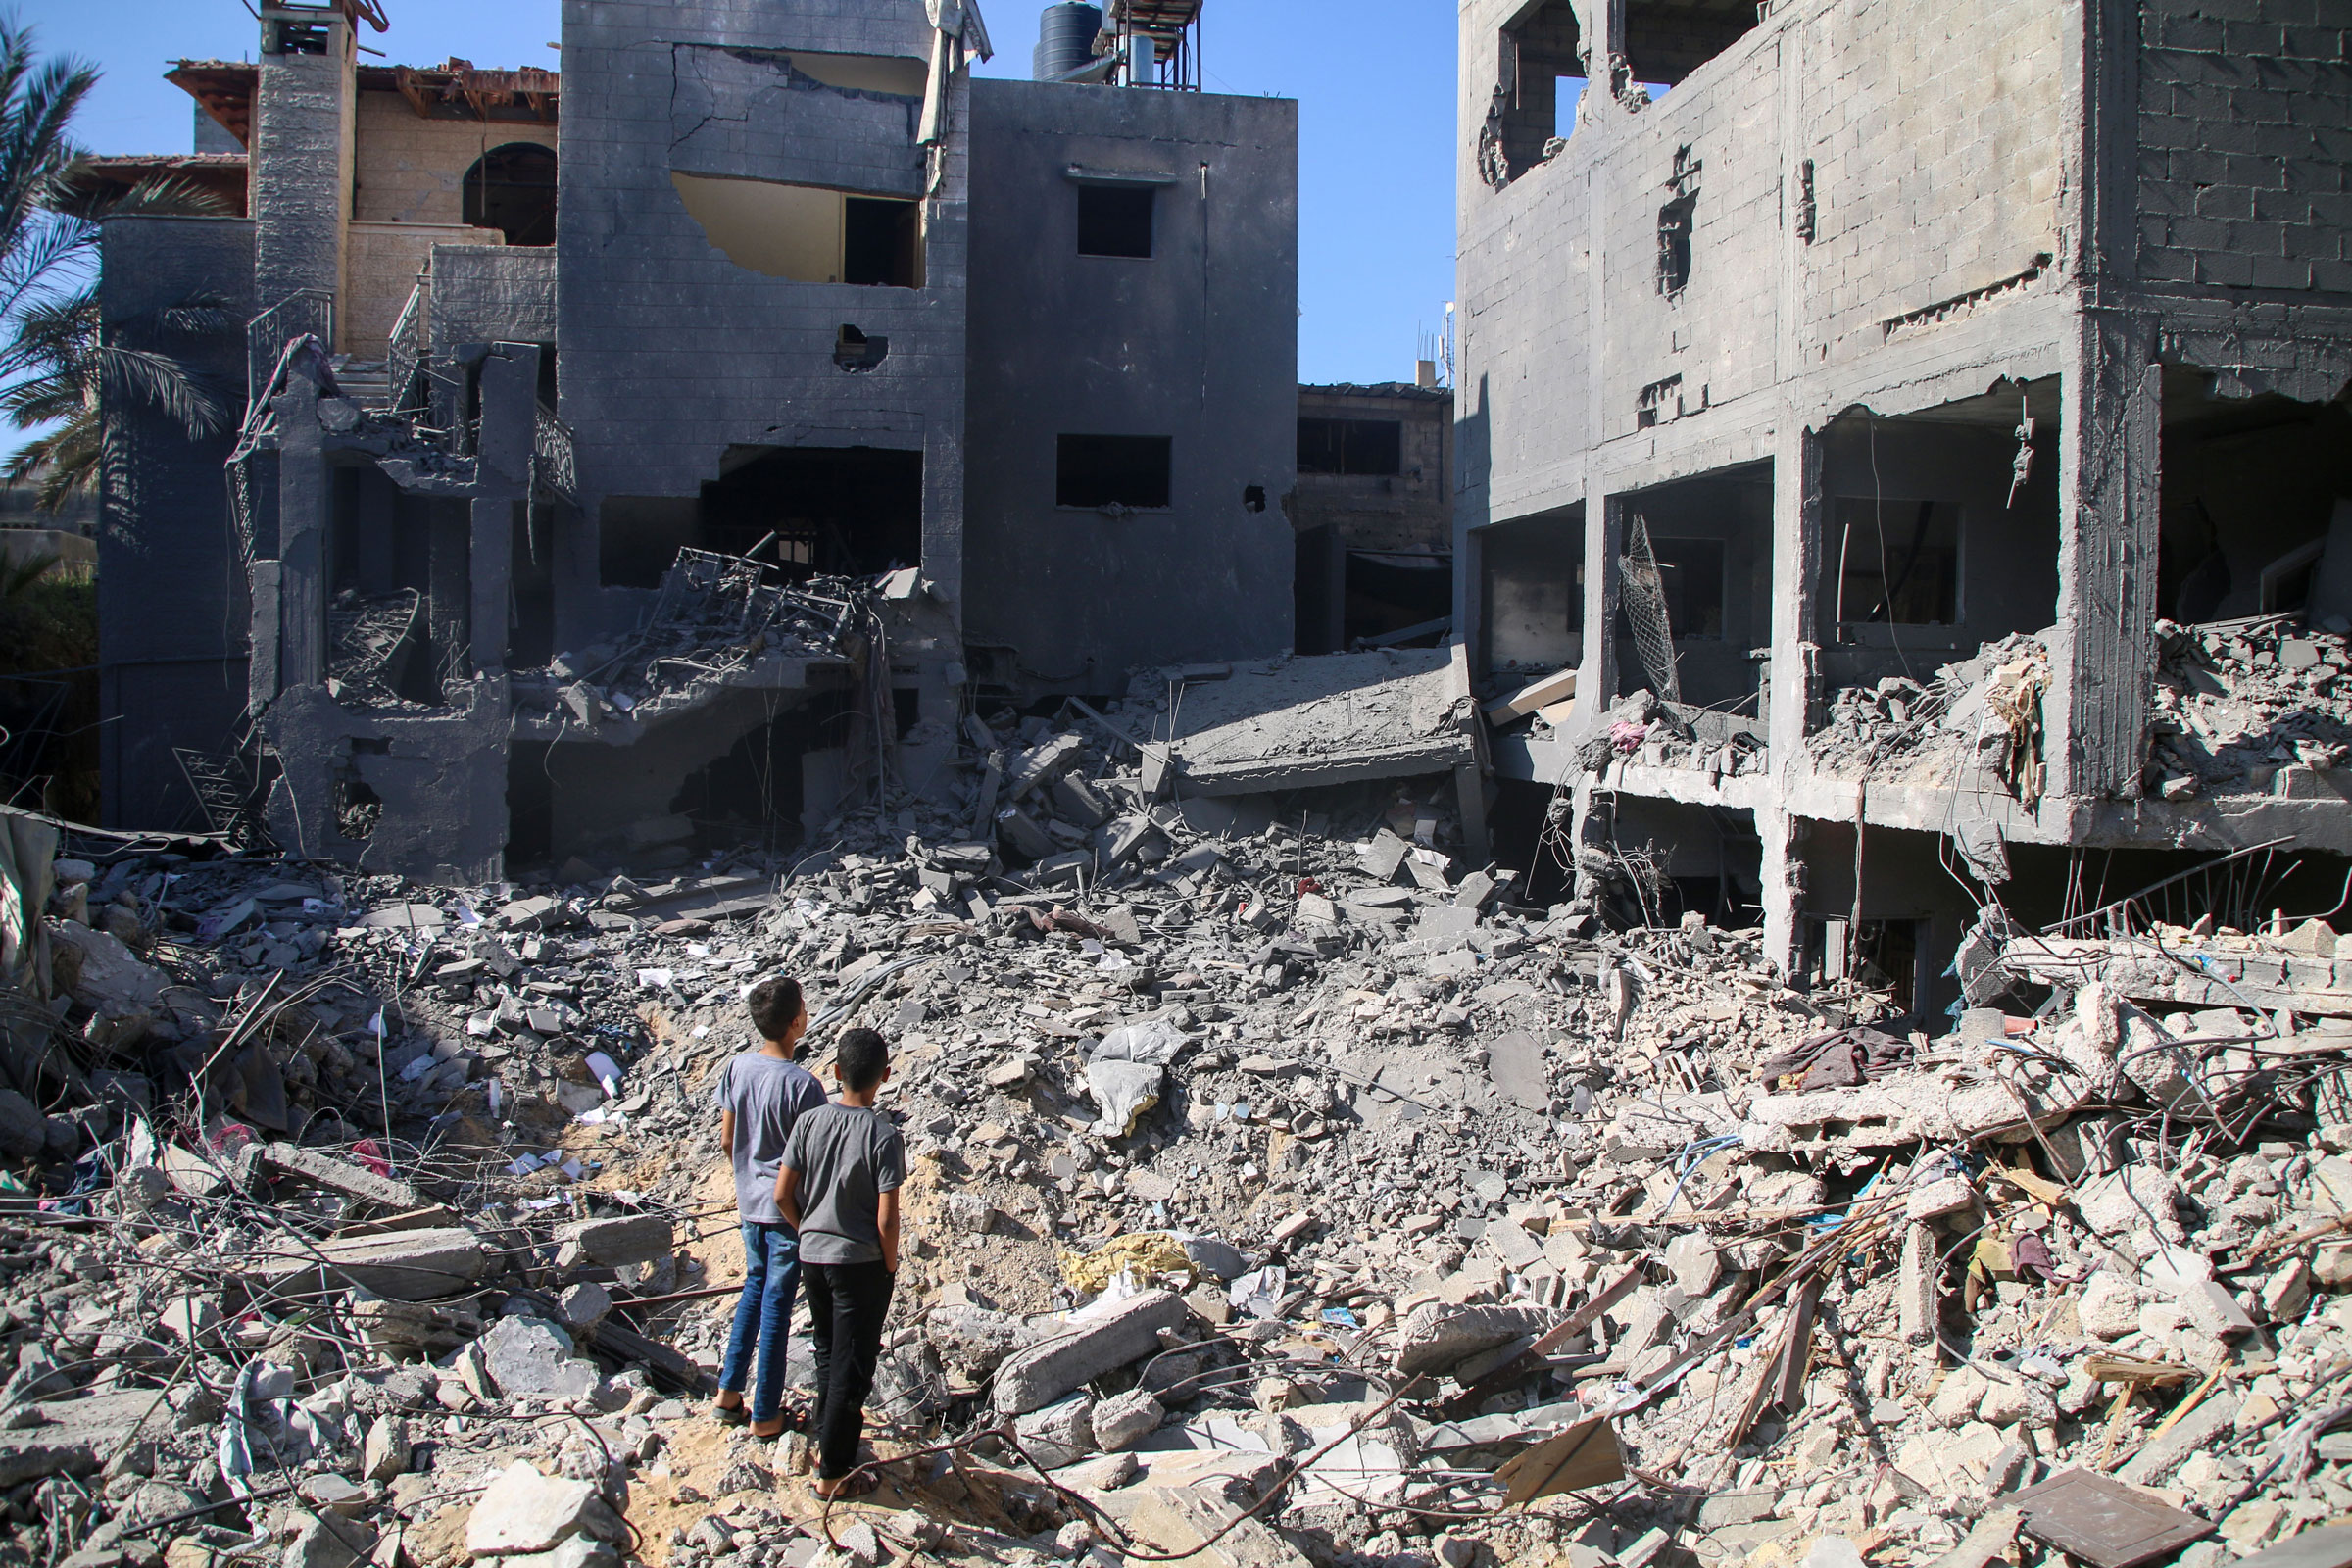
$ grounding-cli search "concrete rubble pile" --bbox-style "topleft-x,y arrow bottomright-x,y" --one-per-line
512,552 -> 877,730
2148,615 -> 2352,801
11,745 -> 2352,1568
1571,690 -> 1769,780
1806,633 -> 2052,801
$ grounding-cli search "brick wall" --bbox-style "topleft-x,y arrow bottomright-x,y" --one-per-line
353,91 -> 558,226
2134,0 -> 2352,294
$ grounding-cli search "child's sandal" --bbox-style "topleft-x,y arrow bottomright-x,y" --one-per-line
712,1403 -> 748,1428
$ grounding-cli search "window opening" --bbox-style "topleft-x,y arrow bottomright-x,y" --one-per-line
1077,186 -> 1153,258
1297,417 -> 1402,476
1835,499 -> 1961,626
1480,0 -> 1584,187
464,143 -> 558,247
1623,1 -> 1762,88
1057,434 -> 1171,510
843,197 -> 923,286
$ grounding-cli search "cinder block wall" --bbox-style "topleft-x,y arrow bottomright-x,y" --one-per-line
961,79 -> 1298,685
1456,0 -> 2072,533
554,0 -> 968,652
2133,1 -> 2352,295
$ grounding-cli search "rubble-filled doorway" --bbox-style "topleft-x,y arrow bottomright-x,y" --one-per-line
2156,368 -> 2352,626
1808,381 -> 2062,788
1797,819 -> 1978,1023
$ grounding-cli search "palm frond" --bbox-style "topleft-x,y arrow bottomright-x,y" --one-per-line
5,407 -> 99,510
0,372 -> 87,430
89,173 -> 227,222
0,53 -> 97,246
0,208 -> 90,321
96,343 -> 227,438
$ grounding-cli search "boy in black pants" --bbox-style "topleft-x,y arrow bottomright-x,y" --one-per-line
775,1028 -> 904,1499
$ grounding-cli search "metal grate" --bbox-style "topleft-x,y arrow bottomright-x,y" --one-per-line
175,746 -> 269,847
1619,512 -> 1682,703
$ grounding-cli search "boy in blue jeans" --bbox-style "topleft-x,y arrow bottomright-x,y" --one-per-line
711,976 -> 828,1438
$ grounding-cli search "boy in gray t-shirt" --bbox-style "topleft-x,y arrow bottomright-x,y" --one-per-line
776,1028 -> 904,1497
711,977 -> 827,1438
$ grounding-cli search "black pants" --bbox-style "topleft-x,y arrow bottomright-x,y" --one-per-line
803,1260 -> 895,1480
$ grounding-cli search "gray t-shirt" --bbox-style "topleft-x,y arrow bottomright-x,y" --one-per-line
779,1103 -> 906,1265
713,1052 -> 827,1226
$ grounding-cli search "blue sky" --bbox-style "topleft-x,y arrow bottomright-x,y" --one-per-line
36,0 -> 1457,387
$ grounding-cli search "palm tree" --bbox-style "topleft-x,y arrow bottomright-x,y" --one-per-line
0,16 -> 229,513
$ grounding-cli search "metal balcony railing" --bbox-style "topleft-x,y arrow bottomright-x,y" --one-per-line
531,402 -> 576,504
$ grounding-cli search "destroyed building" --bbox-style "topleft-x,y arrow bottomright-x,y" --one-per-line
1292,381 -> 1456,655
1454,0 -> 2352,1009
96,0 -> 1297,879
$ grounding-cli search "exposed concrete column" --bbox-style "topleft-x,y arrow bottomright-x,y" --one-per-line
1757,805 -> 1807,982
272,375 -> 328,694
427,503 -> 473,692
2050,308 -> 2160,800
1766,420 -> 1823,773
1579,486 -> 1622,724
469,500 -> 514,675
467,344 -> 537,678
251,10 -> 356,328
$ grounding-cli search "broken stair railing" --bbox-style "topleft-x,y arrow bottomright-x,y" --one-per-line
244,289 -> 334,421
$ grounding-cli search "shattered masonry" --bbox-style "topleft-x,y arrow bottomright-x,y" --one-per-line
40,3 -> 2352,1568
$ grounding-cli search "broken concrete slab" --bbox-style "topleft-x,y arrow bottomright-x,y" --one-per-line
1393,1302 -> 1554,1378
464,1461 -> 626,1557
245,1225 -> 489,1301
551,1214 -> 671,1268
0,1392 -> 174,1488
1125,1484 -> 1313,1568
993,1290 -> 1187,1415
244,1141 -> 423,1212
1151,650 -> 1476,798
479,1316 -> 601,1401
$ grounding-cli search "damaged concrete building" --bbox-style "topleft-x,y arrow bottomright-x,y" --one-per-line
98,0 -> 1296,879
1456,0 -> 2352,1011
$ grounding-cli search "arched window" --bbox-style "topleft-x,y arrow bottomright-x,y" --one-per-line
463,143 -> 557,247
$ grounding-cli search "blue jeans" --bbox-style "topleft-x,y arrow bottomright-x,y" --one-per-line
717,1222 -> 800,1423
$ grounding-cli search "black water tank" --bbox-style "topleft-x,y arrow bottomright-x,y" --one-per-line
1033,2 -> 1103,80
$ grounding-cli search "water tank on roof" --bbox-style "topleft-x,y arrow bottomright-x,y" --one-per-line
1033,2 -> 1103,80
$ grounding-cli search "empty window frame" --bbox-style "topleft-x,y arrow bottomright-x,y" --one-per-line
1057,434 -> 1171,510
1834,499 -> 1961,625
1651,536 -> 1725,639
1077,186 -> 1154,258
1297,416 -> 1402,477
843,197 -> 923,286
1482,0 -> 1584,185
